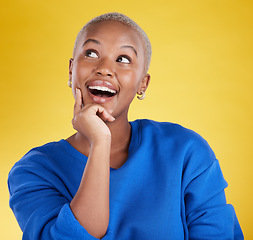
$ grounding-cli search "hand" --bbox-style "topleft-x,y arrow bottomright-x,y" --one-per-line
72,88 -> 115,145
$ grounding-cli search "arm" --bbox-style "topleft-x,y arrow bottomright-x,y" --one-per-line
8,88 -> 114,239
69,88 -> 114,239
8,156 -> 101,240
182,137 -> 244,239
70,138 -> 111,239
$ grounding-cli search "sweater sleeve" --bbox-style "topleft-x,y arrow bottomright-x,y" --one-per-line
8,156 -> 101,240
182,135 -> 244,239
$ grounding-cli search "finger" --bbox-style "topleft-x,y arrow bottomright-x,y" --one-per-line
74,88 -> 82,116
95,106 -> 115,122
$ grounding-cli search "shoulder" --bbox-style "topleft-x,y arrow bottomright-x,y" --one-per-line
137,119 -> 212,147
11,140 -> 64,168
136,119 -> 217,174
8,141 -> 62,194
8,140 -> 68,188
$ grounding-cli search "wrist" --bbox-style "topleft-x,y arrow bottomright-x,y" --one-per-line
91,135 -> 112,146
90,136 -> 111,165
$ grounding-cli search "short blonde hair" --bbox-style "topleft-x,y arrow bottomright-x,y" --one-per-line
73,12 -> 152,72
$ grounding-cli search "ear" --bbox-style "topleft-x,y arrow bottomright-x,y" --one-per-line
69,58 -> 74,80
137,73 -> 150,94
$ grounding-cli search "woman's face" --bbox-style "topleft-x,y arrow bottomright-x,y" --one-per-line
69,20 -> 150,119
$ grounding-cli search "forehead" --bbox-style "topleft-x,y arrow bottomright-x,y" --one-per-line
80,20 -> 145,52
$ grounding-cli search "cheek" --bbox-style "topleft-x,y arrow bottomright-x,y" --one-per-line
118,70 -> 143,106
119,69 -> 141,90
72,63 -> 91,86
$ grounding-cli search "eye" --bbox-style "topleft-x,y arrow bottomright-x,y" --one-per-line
117,55 -> 131,64
85,49 -> 99,58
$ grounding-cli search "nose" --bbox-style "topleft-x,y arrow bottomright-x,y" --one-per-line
96,58 -> 114,77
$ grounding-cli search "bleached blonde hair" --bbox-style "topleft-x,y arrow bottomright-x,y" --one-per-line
73,12 -> 152,72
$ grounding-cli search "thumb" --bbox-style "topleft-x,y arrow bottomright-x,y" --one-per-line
73,88 -> 83,116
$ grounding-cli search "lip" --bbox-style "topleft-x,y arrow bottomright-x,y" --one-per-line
86,80 -> 118,104
86,80 -> 118,92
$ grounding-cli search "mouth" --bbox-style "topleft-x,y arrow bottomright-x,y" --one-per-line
86,80 -> 118,103
88,85 -> 117,98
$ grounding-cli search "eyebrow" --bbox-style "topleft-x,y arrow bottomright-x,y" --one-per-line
82,39 -> 138,57
120,45 -> 138,56
82,39 -> 101,47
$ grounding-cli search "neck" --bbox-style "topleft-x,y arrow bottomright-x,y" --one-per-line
107,116 -> 131,153
107,116 -> 131,168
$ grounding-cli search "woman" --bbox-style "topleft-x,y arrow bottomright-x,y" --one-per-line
8,12 -> 243,239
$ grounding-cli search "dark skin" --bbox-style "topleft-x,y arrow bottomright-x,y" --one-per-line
66,20 -> 150,238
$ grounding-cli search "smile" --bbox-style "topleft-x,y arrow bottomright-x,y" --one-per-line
87,80 -> 118,103
88,86 -> 117,97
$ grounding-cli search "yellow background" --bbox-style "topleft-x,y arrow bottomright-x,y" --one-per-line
1,0 -> 252,239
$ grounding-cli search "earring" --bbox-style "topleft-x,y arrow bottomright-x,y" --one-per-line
137,91 -> 145,100
68,79 -> 72,88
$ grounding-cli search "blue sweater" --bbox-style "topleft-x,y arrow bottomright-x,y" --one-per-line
8,119 -> 243,239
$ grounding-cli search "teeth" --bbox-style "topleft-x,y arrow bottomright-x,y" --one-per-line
88,86 -> 116,94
